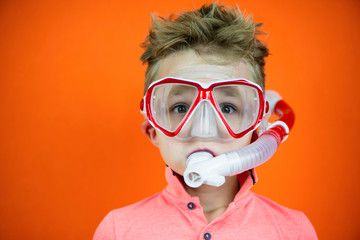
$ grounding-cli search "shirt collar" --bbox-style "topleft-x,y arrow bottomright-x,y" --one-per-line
164,166 -> 258,203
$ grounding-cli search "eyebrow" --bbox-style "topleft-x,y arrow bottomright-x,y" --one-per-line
168,85 -> 196,96
215,86 -> 242,97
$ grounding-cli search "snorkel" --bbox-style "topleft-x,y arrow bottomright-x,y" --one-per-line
183,90 -> 295,188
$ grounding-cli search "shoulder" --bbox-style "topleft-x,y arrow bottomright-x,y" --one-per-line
93,192 -> 164,240
251,192 -> 318,239
251,192 -> 303,220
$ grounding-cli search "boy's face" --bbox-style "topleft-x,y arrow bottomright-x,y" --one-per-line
143,49 -> 254,176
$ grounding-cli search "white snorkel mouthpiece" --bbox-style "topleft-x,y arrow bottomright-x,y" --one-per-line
184,91 -> 295,188
185,151 -> 227,187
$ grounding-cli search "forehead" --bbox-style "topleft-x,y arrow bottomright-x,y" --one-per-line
156,49 -> 252,83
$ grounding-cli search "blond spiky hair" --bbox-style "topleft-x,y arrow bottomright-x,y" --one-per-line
140,2 -> 269,93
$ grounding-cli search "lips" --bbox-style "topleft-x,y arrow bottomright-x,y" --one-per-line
187,149 -> 216,159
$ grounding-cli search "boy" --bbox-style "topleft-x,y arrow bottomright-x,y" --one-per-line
94,3 -> 317,239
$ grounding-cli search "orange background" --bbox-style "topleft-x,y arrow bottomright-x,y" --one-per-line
1,0 -> 359,239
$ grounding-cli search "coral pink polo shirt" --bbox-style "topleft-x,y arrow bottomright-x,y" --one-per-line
93,167 -> 317,240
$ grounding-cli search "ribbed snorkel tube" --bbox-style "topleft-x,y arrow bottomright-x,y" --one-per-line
183,91 -> 295,188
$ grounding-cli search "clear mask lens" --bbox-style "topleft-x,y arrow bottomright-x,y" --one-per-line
212,84 -> 260,134
151,83 -> 197,132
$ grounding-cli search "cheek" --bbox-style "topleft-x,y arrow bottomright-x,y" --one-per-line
241,133 -> 253,145
240,133 -> 253,146
156,135 -> 187,174
224,133 -> 253,152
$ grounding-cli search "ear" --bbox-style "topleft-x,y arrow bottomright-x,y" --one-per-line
141,120 -> 159,147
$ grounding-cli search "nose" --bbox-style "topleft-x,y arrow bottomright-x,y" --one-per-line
190,101 -> 218,138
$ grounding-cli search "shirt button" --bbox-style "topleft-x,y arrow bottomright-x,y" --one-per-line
187,202 -> 195,210
204,232 -> 211,239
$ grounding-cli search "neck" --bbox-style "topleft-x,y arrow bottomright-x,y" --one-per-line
183,175 -> 239,223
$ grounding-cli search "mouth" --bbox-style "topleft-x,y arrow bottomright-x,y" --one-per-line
187,149 -> 216,159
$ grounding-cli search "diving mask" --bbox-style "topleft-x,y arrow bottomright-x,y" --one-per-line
140,77 -> 266,141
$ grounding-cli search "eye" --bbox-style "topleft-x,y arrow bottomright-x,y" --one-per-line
220,104 -> 236,114
172,104 -> 189,114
